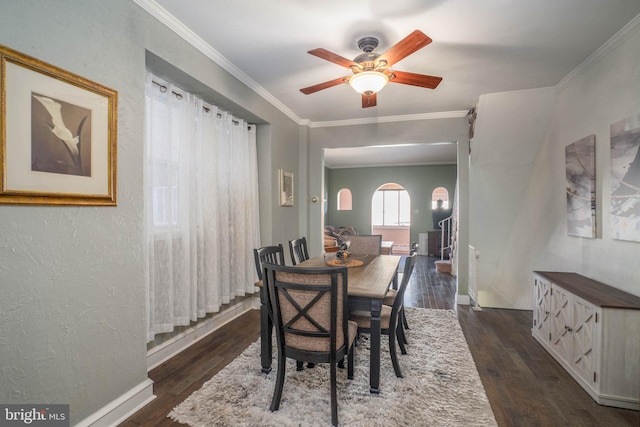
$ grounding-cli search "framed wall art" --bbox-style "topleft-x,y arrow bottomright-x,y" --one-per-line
0,44 -> 117,205
279,169 -> 294,206
565,134 -> 596,238
610,111 -> 640,242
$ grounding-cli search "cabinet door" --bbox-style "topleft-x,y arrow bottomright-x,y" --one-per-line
550,286 -> 572,362
571,296 -> 598,386
533,276 -> 551,341
418,233 -> 429,256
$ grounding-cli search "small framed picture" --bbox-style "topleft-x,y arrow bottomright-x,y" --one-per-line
279,169 -> 294,207
0,44 -> 117,205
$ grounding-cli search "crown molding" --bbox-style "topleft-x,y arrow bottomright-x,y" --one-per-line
557,12 -> 640,92
133,0 -> 302,124
309,110 -> 469,128
327,159 -> 457,169
134,0 -> 470,129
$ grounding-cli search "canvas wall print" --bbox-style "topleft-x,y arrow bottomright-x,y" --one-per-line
610,112 -> 640,242
565,135 -> 596,238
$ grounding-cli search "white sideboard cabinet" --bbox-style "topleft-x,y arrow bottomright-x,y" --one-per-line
533,271 -> 640,410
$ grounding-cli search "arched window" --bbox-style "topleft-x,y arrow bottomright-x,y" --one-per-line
337,188 -> 352,211
372,183 -> 410,226
431,187 -> 449,209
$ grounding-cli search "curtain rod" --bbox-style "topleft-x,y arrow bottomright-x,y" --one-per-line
151,80 -> 252,129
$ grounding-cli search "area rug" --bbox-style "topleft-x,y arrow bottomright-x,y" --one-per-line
169,308 -> 497,426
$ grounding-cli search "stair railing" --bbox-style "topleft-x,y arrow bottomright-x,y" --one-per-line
438,215 -> 453,261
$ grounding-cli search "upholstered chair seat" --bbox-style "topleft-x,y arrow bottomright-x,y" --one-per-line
349,305 -> 393,329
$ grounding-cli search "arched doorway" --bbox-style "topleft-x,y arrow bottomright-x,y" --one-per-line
371,182 -> 411,254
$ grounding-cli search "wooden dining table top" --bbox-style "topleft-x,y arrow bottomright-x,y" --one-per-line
299,254 -> 401,299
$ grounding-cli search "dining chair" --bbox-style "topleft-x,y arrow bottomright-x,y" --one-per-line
387,244 -> 418,332
254,244 -> 314,371
253,245 -> 286,373
288,237 -> 310,265
342,234 -> 382,255
350,252 -> 417,378
384,289 -> 410,336
263,262 -> 357,427
254,244 -> 286,282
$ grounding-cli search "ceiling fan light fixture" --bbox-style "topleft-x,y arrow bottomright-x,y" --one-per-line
349,71 -> 389,95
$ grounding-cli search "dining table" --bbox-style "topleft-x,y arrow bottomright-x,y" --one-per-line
259,254 -> 401,394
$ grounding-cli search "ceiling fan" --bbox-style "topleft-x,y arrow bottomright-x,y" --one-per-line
300,30 -> 442,108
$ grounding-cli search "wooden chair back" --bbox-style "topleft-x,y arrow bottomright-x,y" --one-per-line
392,253 -> 417,314
263,262 -> 355,426
265,264 -> 349,356
254,244 -> 285,280
288,237 -> 309,265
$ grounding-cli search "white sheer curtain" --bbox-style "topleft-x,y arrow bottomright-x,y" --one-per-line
145,72 -> 260,342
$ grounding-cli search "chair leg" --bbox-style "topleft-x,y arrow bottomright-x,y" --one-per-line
402,306 -> 410,330
347,346 -> 355,380
260,293 -> 273,374
270,349 -> 287,411
296,360 -> 304,371
401,308 -> 409,342
330,362 -> 338,426
389,325 -> 403,378
400,326 -> 408,345
397,309 -> 408,345
397,321 -> 408,355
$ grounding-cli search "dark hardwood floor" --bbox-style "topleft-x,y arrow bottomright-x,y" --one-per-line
120,255 -> 639,426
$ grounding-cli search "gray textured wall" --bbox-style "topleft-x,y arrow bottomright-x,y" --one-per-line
0,0 -> 300,423
470,23 -> 640,309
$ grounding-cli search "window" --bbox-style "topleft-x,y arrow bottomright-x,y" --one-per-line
337,188 -> 352,210
431,187 -> 449,209
152,184 -> 178,226
144,72 -> 260,342
372,184 -> 410,226
146,88 -> 183,227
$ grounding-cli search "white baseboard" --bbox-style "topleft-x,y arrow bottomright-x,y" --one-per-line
147,297 -> 260,370
456,294 -> 470,305
76,378 -> 155,427
75,298 -> 260,427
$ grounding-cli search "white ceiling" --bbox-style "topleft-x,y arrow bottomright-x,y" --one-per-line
145,0 -> 640,167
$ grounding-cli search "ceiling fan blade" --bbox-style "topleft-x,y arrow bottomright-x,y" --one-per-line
377,30 -> 432,66
308,48 -> 359,69
390,70 -> 442,89
362,93 -> 377,108
300,76 -> 348,95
